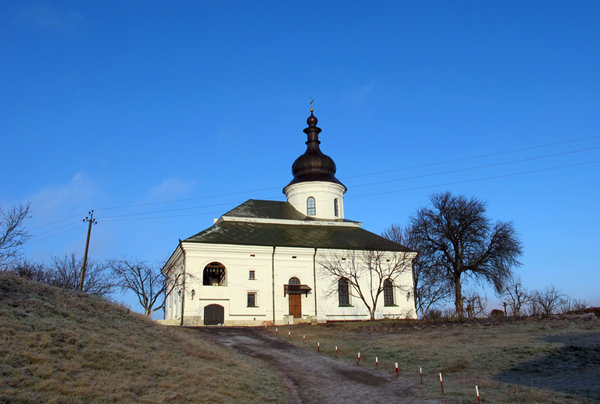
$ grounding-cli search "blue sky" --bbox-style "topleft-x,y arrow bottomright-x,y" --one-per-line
2,1 -> 599,311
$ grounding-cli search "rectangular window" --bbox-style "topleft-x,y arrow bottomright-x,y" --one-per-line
249,270 -> 255,280
247,292 -> 257,307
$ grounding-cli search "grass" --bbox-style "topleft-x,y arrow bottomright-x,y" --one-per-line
267,317 -> 600,404
0,272 -> 286,403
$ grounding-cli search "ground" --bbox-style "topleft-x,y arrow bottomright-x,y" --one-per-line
192,327 -> 441,404
192,315 -> 600,404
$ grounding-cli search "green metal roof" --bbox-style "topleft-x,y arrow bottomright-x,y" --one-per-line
222,199 -> 357,223
185,222 -> 410,253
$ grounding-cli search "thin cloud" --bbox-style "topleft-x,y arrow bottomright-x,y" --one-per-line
145,178 -> 197,202
16,4 -> 84,32
29,172 -> 98,219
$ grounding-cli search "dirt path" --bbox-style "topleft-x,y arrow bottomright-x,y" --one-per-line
191,327 -> 441,404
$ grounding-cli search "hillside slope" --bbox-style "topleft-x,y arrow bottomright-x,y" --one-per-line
0,272 -> 286,403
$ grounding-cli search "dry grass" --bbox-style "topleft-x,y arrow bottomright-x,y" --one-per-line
268,317 -> 600,404
0,272 -> 286,403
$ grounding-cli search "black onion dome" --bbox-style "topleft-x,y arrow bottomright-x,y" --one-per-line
284,111 -> 347,191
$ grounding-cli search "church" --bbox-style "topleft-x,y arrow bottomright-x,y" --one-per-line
163,108 -> 417,326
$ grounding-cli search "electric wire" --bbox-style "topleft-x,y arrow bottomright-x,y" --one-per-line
92,134 -> 600,212
97,159 -> 600,222
24,224 -> 87,245
342,134 -> 600,179
29,135 -> 600,228
88,145 -> 600,221
348,159 -> 600,199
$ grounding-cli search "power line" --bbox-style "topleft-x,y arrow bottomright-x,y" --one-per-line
350,146 -> 600,188
30,220 -> 84,237
99,159 -> 600,223
24,224 -> 86,245
343,134 -> 600,180
348,160 -> 600,199
29,212 -> 87,231
33,134 -> 600,227
91,146 -> 600,221
92,134 -> 600,212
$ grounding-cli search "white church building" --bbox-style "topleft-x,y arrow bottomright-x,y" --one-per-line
163,109 -> 417,326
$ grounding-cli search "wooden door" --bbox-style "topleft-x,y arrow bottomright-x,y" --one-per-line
289,294 -> 302,318
204,304 -> 224,325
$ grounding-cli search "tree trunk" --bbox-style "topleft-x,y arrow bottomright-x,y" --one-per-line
454,274 -> 464,318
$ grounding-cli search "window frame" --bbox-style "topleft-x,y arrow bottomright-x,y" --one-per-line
248,270 -> 256,280
338,278 -> 351,307
334,198 -> 339,217
247,292 -> 258,307
384,279 -> 395,306
307,197 -> 316,216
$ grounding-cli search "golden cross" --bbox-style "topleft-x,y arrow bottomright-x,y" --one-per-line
310,98 -> 314,112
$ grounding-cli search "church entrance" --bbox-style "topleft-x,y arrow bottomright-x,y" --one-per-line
204,304 -> 224,325
289,294 -> 302,318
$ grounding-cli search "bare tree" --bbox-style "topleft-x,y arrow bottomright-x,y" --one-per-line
531,285 -> 567,315
499,277 -> 531,317
319,243 -> 414,321
109,258 -> 183,316
0,202 -> 31,268
463,289 -> 489,318
5,259 -> 50,284
49,253 -> 114,297
409,192 -> 523,318
382,224 -> 452,317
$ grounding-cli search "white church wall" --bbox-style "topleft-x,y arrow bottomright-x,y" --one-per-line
315,248 -> 418,322
284,181 -> 346,220
181,243 -> 275,325
169,242 -> 417,325
273,247 -> 317,325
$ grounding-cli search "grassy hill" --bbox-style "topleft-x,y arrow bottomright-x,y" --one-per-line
0,272 -> 286,403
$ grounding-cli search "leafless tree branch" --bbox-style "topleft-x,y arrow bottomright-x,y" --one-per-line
0,202 -> 31,268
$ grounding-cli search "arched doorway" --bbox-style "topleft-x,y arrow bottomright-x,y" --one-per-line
204,304 -> 224,325
203,262 -> 226,286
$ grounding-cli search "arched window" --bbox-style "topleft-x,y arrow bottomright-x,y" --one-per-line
384,279 -> 394,306
334,199 -> 339,217
203,262 -> 226,286
338,278 -> 350,306
307,197 -> 316,216
289,277 -> 300,285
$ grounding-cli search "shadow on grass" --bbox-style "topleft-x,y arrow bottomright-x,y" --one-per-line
494,332 -> 600,400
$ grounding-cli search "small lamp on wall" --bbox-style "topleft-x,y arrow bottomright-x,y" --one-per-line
191,289 -> 196,300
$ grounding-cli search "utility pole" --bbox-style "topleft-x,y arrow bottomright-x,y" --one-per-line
79,210 -> 97,292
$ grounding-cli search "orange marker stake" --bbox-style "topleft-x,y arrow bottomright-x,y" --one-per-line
375,357 -> 379,369
439,373 -> 444,394
275,328 -> 278,335
317,342 -> 320,353
476,386 -> 481,404
357,352 -> 361,366
335,345 -> 338,358
288,331 -> 291,340
395,362 -> 399,377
